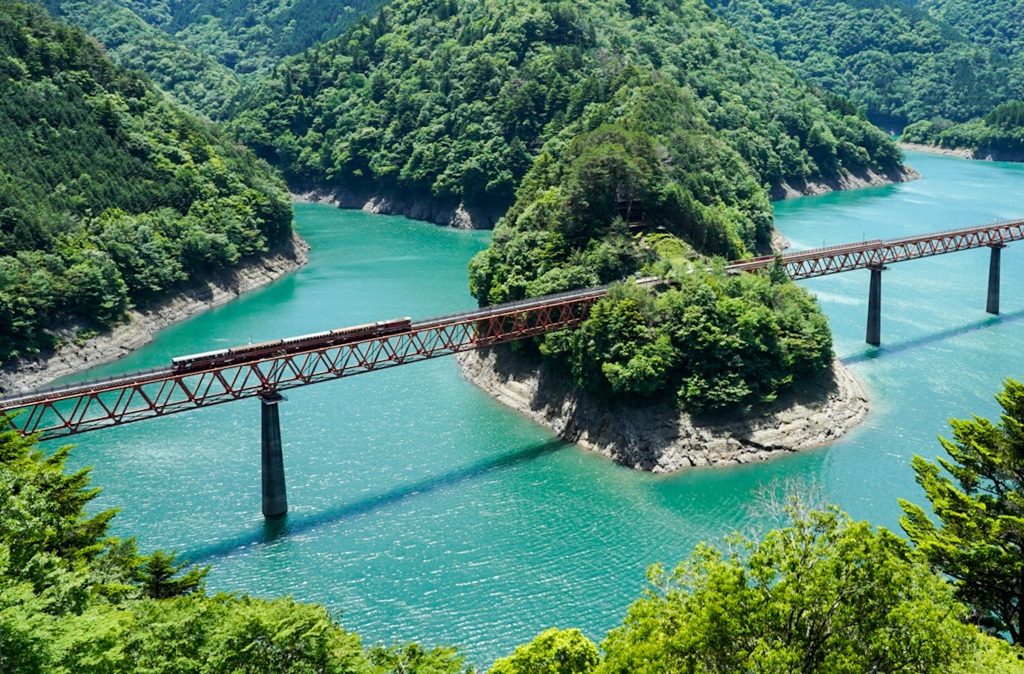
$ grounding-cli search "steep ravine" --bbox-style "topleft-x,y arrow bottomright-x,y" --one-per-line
0,232 -> 310,395
458,346 -> 868,472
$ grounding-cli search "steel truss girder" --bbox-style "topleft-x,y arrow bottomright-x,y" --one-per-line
0,297 -> 597,440
731,220 -> 1024,281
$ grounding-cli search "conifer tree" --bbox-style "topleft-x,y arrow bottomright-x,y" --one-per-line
900,377 -> 1024,643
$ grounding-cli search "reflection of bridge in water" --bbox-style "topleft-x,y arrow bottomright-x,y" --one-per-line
2,219 -> 1021,516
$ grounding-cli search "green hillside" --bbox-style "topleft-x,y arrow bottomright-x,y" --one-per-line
230,0 -> 903,218
903,100 -> 1024,160
40,0 -> 245,119
0,2 -> 292,367
38,0 -> 389,119
95,0 -> 389,75
916,0 -> 1024,67
899,0 -> 1024,157
705,0 -> 1022,129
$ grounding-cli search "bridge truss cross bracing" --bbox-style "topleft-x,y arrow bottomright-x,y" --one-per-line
728,219 -> 1024,280
0,289 -> 610,440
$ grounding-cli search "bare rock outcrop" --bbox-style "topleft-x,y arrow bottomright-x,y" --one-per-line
771,164 -> 921,201
0,232 -> 311,396
292,189 -> 502,229
457,345 -> 868,473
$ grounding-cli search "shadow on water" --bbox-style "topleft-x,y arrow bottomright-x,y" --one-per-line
187,438 -> 567,563
842,309 -> 1024,365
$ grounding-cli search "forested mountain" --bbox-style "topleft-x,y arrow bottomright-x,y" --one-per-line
897,0 -> 1024,157
230,0 -> 903,218
705,0 -> 1022,129
916,0 -> 1024,67
40,0 -> 245,119
125,0 -> 391,75
39,0 -> 387,119
0,2 -> 292,367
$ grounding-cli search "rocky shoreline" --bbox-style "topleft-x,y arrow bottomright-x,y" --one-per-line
899,141 -> 1024,163
292,188 -> 504,229
770,164 -> 921,201
0,232 -> 311,396
457,346 -> 868,473
294,163 -> 920,232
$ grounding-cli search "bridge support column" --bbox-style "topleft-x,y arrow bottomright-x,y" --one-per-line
260,392 -> 288,518
866,265 -> 886,346
987,244 -> 1005,315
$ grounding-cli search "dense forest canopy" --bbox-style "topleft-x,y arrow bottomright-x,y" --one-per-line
40,0 -> 246,119
916,0 -> 1024,66
902,99 -> 1024,158
0,2 -> 292,369
39,0 -> 390,118
229,0 -> 903,216
705,0 -> 1023,129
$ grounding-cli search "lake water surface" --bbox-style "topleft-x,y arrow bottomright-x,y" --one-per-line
50,151 -> 1024,664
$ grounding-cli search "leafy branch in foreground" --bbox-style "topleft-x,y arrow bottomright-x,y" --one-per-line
596,501 -> 1014,674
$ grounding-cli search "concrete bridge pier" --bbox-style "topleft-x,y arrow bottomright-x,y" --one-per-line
866,265 -> 886,346
987,244 -> 1006,315
260,392 -> 288,518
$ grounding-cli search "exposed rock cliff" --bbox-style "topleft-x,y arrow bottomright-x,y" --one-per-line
457,345 -> 868,472
0,232 -> 310,395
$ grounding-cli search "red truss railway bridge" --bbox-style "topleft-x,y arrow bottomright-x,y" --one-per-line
1,220 -> 1021,517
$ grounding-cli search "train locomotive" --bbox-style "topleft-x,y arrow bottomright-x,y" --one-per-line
171,318 -> 412,374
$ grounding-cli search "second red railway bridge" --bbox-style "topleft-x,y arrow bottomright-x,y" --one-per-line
2,219 -> 1021,517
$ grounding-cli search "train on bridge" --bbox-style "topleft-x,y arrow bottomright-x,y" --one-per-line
170,318 -> 413,374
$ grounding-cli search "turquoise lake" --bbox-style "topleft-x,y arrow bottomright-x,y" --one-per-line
48,151 -> 1024,665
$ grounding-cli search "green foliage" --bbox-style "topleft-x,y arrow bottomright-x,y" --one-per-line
42,0 -> 389,116
562,270 -> 831,412
41,0 -> 245,120
476,211 -> 832,413
136,549 -> 208,599
0,2 -> 292,368
230,0 -> 902,212
917,0 -> 1024,70
598,502 -> 1004,674
123,0 -> 389,76
706,0 -> 1023,129
902,104 -> 1024,158
900,376 -> 1024,643
368,642 -> 472,673
490,627 -> 600,674
0,415 -> 214,670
